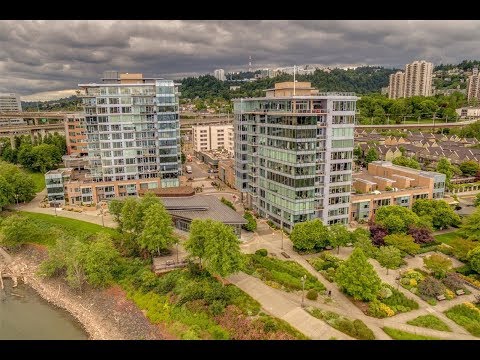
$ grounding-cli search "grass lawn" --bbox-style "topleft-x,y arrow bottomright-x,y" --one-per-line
407,315 -> 451,332
19,211 -> 116,241
434,230 -> 462,245
444,303 -> 480,337
382,326 -> 440,340
25,170 -> 46,192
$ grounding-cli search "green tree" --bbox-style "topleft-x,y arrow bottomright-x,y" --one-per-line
335,248 -> 382,301
108,199 -> 124,225
474,193 -> 480,207
374,205 -> 422,233
138,202 -> 175,256
459,160 -> 480,176
350,228 -> 371,244
376,246 -> 403,274
459,208 -> 480,241
423,254 -> 452,279
10,172 -> 36,203
365,148 -> 379,164
436,157 -> 455,187
328,224 -> 351,254
81,233 -> 120,287
384,234 -> 420,255
185,219 -> 214,269
242,211 -> 257,231
17,144 -> 35,169
0,176 -> 13,210
181,152 -> 186,164
412,199 -> 461,230
120,197 -> 141,234
392,156 -> 421,170
353,236 -> 377,258
353,145 -> 363,163
203,220 -> 243,280
290,219 -> 329,251
30,144 -> 62,173
467,246 -> 480,274
0,215 -> 44,248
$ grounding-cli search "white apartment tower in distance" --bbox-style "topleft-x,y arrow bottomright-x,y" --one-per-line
78,71 -> 181,189
214,69 -> 226,81
404,60 -> 433,97
388,60 -> 433,99
467,67 -> 480,103
234,82 -> 357,232
0,93 -> 24,125
388,71 -> 405,99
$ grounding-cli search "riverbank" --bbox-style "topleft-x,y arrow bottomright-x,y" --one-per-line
1,244 -> 172,340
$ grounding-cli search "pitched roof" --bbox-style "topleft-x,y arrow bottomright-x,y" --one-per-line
162,195 -> 247,224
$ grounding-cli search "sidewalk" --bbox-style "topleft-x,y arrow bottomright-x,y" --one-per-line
228,272 -> 352,340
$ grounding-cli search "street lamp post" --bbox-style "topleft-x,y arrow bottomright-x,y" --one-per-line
300,275 -> 307,307
176,241 -> 179,263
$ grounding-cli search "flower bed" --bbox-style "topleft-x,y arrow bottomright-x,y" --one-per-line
306,307 -> 375,340
399,269 -> 469,305
364,284 -> 419,318
244,254 -> 325,292
406,315 -> 451,332
382,326 -> 440,340
307,252 -> 343,283
457,274 -> 480,290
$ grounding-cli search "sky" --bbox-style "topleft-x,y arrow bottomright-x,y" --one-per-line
1,20 -> 480,101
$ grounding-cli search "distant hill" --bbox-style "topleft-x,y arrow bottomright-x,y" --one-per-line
22,95 -> 81,112
179,66 -> 399,100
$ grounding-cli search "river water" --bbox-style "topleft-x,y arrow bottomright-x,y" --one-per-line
0,280 -> 88,340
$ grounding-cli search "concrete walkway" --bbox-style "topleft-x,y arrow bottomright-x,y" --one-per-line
228,272 -> 352,340
9,190 -> 117,228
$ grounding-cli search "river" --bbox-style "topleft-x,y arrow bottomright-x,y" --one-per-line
0,280 -> 88,340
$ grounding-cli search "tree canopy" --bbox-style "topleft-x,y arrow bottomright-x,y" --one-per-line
290,219 -> 329,251
374,205 -> 422,234
376,246 -> 403,274
392,156 -> 421,170
412,199 -> 461,230
384,234 -> 420,255
459,208 -> 480,241
423,254 -> 452,279
335,248 -> 382,301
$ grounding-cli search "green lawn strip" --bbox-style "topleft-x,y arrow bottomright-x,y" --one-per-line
406,315 -> 451,332
25,170 -> 46,192
382,326 -> 440,340
19,211 -> 116,242
434,230 -> 462,245
306,307 -> 375,340
244,254 -> 325,292
444,303 -> 480,337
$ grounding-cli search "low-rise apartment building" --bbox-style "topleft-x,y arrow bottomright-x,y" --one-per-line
350,161 -> 446,223
192,123 -> 234,155
218,159 -> 236,189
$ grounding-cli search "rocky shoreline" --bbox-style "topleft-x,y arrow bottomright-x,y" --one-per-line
1,244 -> 169,340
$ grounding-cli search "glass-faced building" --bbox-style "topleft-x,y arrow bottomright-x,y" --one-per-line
234,82 -> 357,231
78,72 -> 181,189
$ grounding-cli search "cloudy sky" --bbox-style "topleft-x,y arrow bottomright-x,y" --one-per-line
1,20 -> 479,101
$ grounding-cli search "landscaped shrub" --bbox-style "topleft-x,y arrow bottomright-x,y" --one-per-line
255,248 -> 268,257
383,326 -> 440,340
307,308 -> 375,340
245,254 -> 325,292
380,285 -> 419,313
378,287 -> 393,300
306,289 -> 318,301
221,197 -> 236,211
437,243 -> 454,256
418,276 -> 446,298
367,300 -> 394,318
442,273 -> 465,291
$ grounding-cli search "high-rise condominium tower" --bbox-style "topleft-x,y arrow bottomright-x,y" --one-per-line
234,82 -> 357,232
403,60 -> 433,97
79,72 -> 181,189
